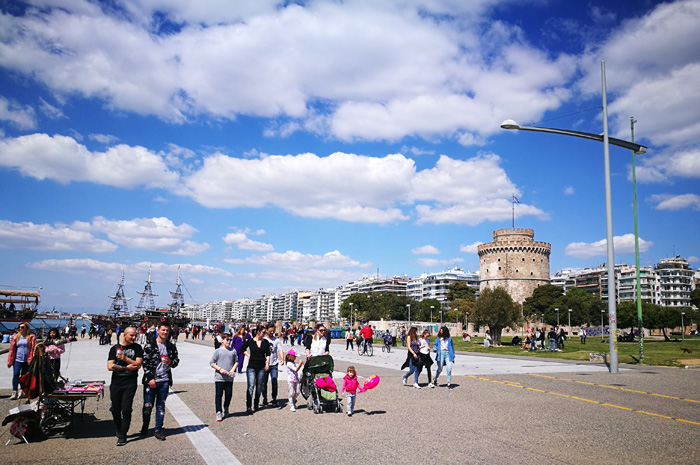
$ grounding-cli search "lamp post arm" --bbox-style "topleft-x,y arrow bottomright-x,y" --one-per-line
502,124 -> 647,154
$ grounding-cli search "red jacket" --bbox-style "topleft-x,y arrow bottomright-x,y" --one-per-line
7,333 -> 37,367
360,326 -> 373,339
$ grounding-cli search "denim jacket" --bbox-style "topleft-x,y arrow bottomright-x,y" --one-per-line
432,337 -> 455,363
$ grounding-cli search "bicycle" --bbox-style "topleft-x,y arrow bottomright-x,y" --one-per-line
381,339 -> 391,353
358,338 -> 373,356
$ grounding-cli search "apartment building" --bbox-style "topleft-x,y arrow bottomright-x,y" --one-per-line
654,256 -> 694,308
406,268 -> 479,302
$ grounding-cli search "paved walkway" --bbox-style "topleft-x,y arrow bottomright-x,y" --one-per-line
1,337 -> 698,464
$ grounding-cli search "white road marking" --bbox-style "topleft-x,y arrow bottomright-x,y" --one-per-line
167,391 -> 243,465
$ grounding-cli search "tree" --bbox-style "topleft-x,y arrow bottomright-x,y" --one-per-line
471,287 -> 520,345
340,293 -> 371,322
446,281 -> 476,302
551,287 -> 606,327
691,289 -> 700,310
523,284 -> 563,322
645,305 -> 682,341
414,299 -> 441,322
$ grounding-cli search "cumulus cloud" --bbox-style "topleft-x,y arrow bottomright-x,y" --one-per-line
460,242 -> 484,254
73,217 -> 209,255
579,0 -> 700,149
0,96 -> 36,129
647,193 -> 700,211
224,250 -> 371,270
634,148 -> 700,183
27,258 -> 232,279
564,186 -> 575,195
0,220 -> 116,252
0,134 -> 180,189
38,98 -> 65,119
0,0 -> 575,141
412,245 -> 440,255
89,133 -> 120,145
416,257 -> 464,268
564,234 -> 654,258
223,231 -> 274,252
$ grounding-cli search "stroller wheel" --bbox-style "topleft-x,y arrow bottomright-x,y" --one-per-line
307,401 -> 313,410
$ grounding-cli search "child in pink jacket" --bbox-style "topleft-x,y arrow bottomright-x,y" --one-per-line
341,366 -> 359,416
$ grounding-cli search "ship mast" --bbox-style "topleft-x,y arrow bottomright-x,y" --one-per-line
107,269 -> 132,316
169,266 -> 185,314
135,265 -> 157,313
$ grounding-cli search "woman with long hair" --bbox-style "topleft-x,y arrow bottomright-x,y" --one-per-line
241,325 -> 270,414
433,326 -> 455,387
7,323 -> 37,400
232,326 -> 249,373
45,327 -> 66,381
304,323 -> 331,358
401,327 -> 422,389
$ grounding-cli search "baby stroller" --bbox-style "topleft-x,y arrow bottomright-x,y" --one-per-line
300,355 -> 342,414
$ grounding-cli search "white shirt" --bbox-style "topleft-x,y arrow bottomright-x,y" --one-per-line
309,336 -> 327,356
265,336 -> 282,365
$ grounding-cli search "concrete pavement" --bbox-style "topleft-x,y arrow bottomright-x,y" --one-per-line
1,337 -> 698,464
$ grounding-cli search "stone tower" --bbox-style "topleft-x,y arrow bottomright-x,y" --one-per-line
478,228 -> 551,303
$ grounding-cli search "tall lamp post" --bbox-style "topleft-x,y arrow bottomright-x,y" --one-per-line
630,117 -> 644,363
406,304 -> 411,328
555,308 -> 560,327
601,309 -> 605,343
500,61 -> 647,374
682,312 -> 685,341
349,303 -> 354,327
431,305 -> 434,324
568,309 -> 572,332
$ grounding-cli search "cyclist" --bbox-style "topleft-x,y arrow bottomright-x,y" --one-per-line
382,330 -> 392,352
359,323 -> 373,354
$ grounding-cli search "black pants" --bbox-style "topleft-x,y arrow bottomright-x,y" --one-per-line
110,381 -> 137,437
215,381 -> 233,413
346,339 -> 354,349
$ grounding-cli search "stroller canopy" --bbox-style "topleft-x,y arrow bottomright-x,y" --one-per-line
307,355 -> 334,374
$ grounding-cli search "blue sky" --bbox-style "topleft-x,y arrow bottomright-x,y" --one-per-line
1,0 -> 698,313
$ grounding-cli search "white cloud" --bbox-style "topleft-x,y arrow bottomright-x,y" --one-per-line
460,242 -> 484,254
0,96 -> 36,129
579,0 -> 700,149
0,1 -> 575,142
564,234 -> 654,259
27,259 -> 232,279
416,257 -> 464,268
412,245 -> 440,255
74,217 -> 209,255
564,186 -> 575,195
0,220 -> 116,252
635,148 -> 700,183
687,256 -> 699,264
89,133 -> 120,144
38,98 -> 65,119
224,250 -> 371,270
223,232 -> 274,252
0,134 -> 180,189
648,193 -> 700,211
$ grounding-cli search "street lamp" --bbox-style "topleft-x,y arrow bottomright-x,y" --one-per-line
500,61 -> 646,374
406,304 -> 411,328
568,309 -> 572,332
349,303 -> 354,326
430,305 -> 434,324
601,309 -> 605,343
541,313 -> 544,329
682,312 -> 685,341
555,308 -> 560,327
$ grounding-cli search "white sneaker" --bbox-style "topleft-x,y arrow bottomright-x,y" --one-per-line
428,383 -> 435,388
413,383 -> 421,389
402,376 -> 407,385
9,391 -> 17,400
216,411 -> 222,422
290,405 -> 296,412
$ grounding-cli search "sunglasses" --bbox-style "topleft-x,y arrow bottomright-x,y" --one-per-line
318,329 -> 325,333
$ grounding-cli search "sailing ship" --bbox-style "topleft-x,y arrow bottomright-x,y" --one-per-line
93,267 -> 191,330
0,288 -> 40,322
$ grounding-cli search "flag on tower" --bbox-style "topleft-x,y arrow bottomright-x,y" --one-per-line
512,195 -> 520,203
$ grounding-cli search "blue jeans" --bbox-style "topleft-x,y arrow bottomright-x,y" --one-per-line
434,350 -> 452,383
404,355 -> 420,383
143,381 -> 169,431
262,364 -> 278,403
12,360 -> 29,391
548,338 -> 556,351
346,393 -> 356,414
246,367 -> 266,409
529,338 -> 536,351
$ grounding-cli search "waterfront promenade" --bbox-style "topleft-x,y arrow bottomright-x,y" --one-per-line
1,337 -> 698,464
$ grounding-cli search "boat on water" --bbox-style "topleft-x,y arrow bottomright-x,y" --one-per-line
0,288 -> 40,322
92,267 -> 191,331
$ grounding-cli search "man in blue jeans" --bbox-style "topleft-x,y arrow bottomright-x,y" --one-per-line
262,324 -> 284,407
547,327 -> 557,352
141,323 -> 179,441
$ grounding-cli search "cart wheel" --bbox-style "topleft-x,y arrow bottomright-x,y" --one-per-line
313,403 -> 319,414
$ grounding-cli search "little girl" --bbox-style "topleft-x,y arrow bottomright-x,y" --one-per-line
341,366 -> 359,417
285,349 -> 304,411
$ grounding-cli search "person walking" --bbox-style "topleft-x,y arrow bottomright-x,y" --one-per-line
345,328 -> 354,350
45,327 -> 66,381
580,326 -> 587,344
417,329 -> 434,388
241,325 -> 270,414
285,349 -> 303,411
210,333 -> 237,421
107,327 -> 143,446
141,323 -> 180,441
433,326 -> 455,388
7,323 -> 37,400
401,327 -> 422,389
232,326 -> 248,373
341,366 -> 360,416
262,324 -> 283,407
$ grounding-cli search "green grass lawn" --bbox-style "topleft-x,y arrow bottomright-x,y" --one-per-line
451,336 -> 700,367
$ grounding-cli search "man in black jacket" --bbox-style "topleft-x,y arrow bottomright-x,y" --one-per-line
141,322 -> 179,441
